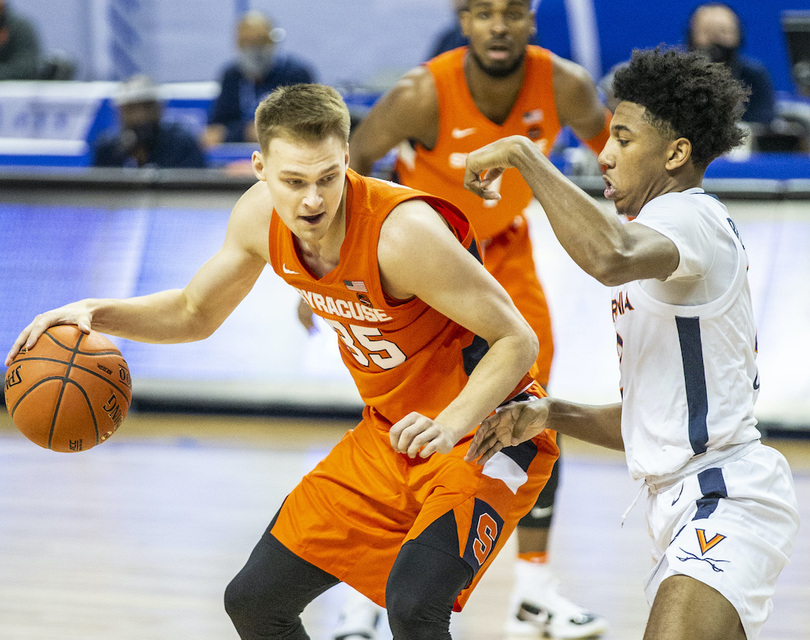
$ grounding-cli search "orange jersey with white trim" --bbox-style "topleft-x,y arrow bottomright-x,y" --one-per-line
395,46 -> 563,240
268,169 -> 534,425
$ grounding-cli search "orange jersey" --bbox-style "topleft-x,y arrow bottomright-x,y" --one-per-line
268,168 -> 534,425
395,45 -> 563,240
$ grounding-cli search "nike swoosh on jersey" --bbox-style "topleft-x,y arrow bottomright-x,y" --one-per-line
282,264 -> 299,275
451,127 -> 477,139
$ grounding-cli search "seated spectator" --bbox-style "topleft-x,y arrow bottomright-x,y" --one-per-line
0,0 -> 41,80
601,3 -> 776,126
203,11 -> 316,147
93,74 -> 207,169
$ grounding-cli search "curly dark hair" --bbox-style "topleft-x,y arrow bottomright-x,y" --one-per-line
612,47 -> 749,168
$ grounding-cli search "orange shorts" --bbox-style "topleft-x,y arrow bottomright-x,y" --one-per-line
482,214 -> 553,386
270,401 -> 558,611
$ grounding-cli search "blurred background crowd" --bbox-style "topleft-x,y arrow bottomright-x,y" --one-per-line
1,0 -> 809,170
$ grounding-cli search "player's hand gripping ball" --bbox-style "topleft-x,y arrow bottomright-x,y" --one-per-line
4,325 -> 132,452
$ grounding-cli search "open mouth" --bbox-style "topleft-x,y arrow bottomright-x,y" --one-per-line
486,42 -> 511,62
300,212 -> 325,225
602,175 -> 616,200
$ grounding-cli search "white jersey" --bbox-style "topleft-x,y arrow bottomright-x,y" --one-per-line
613,188 -> 761,481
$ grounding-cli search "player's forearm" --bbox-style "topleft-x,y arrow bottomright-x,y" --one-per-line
87,290 -> 215,344
510,139 -> 630,285
546,399 -> 624,450
437,330 -> 539,441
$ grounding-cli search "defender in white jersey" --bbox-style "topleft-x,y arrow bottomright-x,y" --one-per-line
463,48 -> 799,640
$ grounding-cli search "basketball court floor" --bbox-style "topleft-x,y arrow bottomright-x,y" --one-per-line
0,411 -> 807,640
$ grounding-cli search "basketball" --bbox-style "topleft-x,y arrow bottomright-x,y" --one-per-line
4,325 -> 132,452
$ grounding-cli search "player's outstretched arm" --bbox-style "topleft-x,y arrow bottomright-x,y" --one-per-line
5,183 -> 271,366
464,136 -> 679,285
465,398 -> 624,465
380,199 -> 538,458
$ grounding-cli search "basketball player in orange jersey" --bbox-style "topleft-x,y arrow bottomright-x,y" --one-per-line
5,84 -> 559,640
327,1 -> 611,637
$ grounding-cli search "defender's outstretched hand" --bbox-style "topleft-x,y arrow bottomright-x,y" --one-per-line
465,397 -> 551,465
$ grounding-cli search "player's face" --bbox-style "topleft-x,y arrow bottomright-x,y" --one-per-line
598,102 -> 677,217
253,134 -> 349,244
462,0 -> 535,78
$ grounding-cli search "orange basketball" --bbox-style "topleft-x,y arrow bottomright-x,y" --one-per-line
4,325 -> 132,452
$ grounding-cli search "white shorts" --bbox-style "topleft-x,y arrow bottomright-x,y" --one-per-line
643,442 -> 799,640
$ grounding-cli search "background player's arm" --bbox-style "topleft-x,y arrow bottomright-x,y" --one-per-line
349,66 -> 438,175
379,200 -> 538,458
551,54 -> 611,154
465,136 -> 679,285
5,184 -> 270,366
466,398 -> 624,464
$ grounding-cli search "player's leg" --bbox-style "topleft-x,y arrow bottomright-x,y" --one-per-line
384,426 -> 559,638
644,446 -> 799,640
644,575 -> 744,640
386,538 -> 474,640
264,417 -> 419,640
225,526 -> 340,639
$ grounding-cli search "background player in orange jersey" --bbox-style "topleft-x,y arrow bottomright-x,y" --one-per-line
328,1 -> 611,638
6,83 -> 559,640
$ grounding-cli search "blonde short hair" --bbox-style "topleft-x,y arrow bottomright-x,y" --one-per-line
254,84 -> 351,152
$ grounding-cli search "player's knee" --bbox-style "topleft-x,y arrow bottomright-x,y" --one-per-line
386,584 -> 450,640
223,569 -> 258,629
224,567 -> 298,638
385,542 -> 468,640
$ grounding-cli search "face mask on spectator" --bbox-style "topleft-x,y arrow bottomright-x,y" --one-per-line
238,45 -> 274,78
700,43 -> 739,67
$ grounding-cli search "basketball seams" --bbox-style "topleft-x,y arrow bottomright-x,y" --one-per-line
62,379 -> 101,445
13,356 -> 133,408
46,331 -> 83,450
72,333 -> 100,447
42,327 -> 122,357
40,328 -> 76,354
9,375 -> 70,416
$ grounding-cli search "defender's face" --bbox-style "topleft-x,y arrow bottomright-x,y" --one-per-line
253,134 -> 349,244
462,0 -> 535,77
598,102 -> 675,217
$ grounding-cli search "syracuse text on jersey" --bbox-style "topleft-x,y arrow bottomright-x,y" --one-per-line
295,288 -> 392,324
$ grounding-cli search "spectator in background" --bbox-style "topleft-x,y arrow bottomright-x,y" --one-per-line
427,0 -> 539,59
687,2 -> 775,125
203,11 -> 316,147
93,74 -> 207,169
601,2 -> 775,126
0,0 -> 41,80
